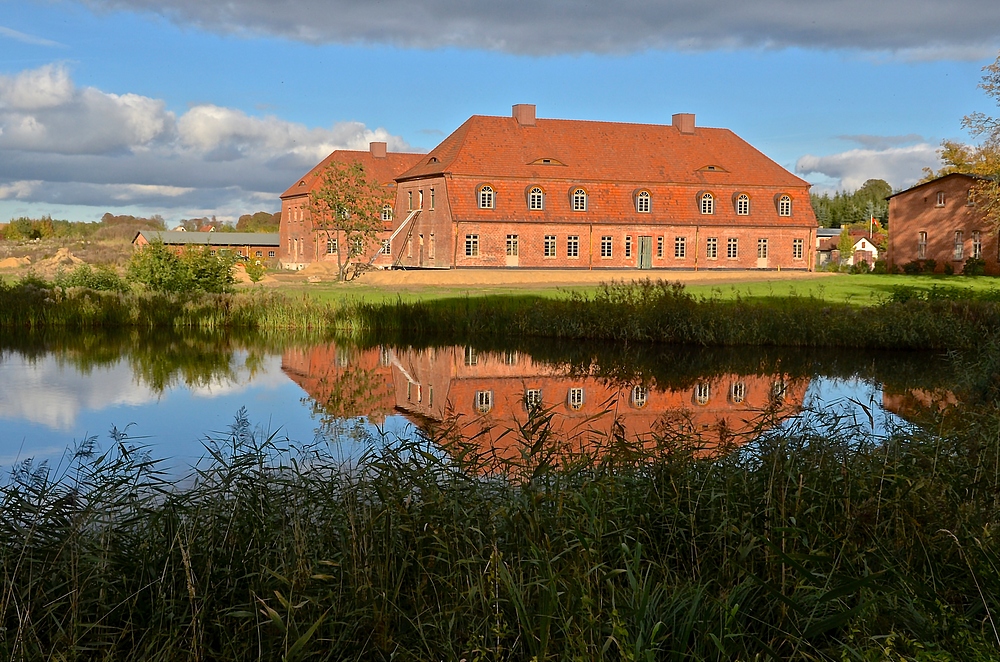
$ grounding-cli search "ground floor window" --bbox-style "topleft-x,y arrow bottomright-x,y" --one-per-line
255,250 -> 262,257
695,383 -> 710,405
792,238 -> 803,260
656,236 -> 663,258
568,387 -> 584,410
381,239 -> 391,255
465,234 -> 480,257
544,235 -> 557,257
631,386 -> 648,408
953,231 -> 964,260
268,250 -> 275,258
727,238 -> 738,259
625,236 -> 632,258
601,236 -> 612,258
674,236 -> 686,258
525,388 -> 542,409
973,231 -> 982,259
730,381 -> 746,404
706,237 -> 718,259
327,238 -> 338,254
476,390 -> 493,413
918,231 -> 927,259
506,234 -> 519,256
429,233 -> 435,259
567,235 -> 580,258
757,238 -> 768,259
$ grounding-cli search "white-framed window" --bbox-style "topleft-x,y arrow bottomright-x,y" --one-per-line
503,351 -> 518,365
918,231 -> 927,259
736,194 -> 750,216
636,190 -> 651,213
572,188 -> 587,211
465,234 -> 480,257
757,238 -> 768,259
706,237 -> 718,259
793,238 -> 803,260
381,239 -> 391,255
268,250 -> 275,258
772,380 -> 787,401
656,236 -> 663,258
730,382 -> 746,404
407,191 -> 413,210
381,205 -> 393,221
506,234 -> 519,257
544,235 -> 557,257
568,387 -> 584,410
778,195 -> 792,217
529,187 -> 544,210
936,192 -> 945,207
525,388 -> 542,409
625,236 -> 632,258
418,189 -> 424,209
601,236 -> 612,258
464,346 -> 478,366
567,235 -> 580,258
430,188 -> 435,210
700,193 -> 714,215
327,238 -> 338,254
479,185 -> 495,209
954,231 -> 964,260
727,238 -> 738,259
379,346 -> 391,366
973,231 -> 982,259
476,390 -> 493,413
695,383 -> 710,406
631,385 -> 648,408
674,236 -> 686,259
255,250 -> 262,257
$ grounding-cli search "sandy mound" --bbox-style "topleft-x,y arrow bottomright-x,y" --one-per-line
233,263 -> 277,285
0,256 -> 31,270
31,248 -> 85,277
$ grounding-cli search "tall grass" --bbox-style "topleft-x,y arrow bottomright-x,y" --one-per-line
3,403 -> 999,660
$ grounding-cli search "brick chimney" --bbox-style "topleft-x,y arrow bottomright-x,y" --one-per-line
672,113 -> 695,135
370,141 -> 387,158
512,104 -> 536,126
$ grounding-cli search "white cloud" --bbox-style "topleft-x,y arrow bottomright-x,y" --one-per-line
796,143 -> 942,192
81,0 -> 1000,58
0,64 -> 411,218
0,25 -> 65,49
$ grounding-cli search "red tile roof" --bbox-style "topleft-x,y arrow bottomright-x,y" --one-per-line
280,149 -> 424,200
397,114 -> 809,189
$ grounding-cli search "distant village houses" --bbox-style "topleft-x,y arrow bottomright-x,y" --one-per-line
132,230 -> 280,261
279,105 -> 818,272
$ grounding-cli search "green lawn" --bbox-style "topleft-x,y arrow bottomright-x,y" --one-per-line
268,273 -> 1000,306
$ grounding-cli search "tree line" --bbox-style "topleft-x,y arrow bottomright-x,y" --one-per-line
809,178 -> 891,228
0,211 -> 280,242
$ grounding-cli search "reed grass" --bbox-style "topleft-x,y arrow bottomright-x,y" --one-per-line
3,402 -> 999,660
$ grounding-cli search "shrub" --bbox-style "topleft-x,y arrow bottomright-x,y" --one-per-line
126,240 -> 236,293
902,260 -> 923,275
922,259 -> 937,273
849,259 -> 871,274
962,257 -> 987,276
54,264 -> 128,292
871,259 -> 889,274
944,262 -> 955,275
244,259 -> 267,283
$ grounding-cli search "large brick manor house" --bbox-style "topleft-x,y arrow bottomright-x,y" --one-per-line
280,105 -> 817,271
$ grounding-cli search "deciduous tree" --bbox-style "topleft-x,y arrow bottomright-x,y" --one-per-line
308,161 -> 391,282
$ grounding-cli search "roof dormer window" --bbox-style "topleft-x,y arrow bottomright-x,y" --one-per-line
478,185 -> 495,209
529,157 -> 566,166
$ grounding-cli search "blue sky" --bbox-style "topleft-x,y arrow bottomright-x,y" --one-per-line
1,0 -> 999,224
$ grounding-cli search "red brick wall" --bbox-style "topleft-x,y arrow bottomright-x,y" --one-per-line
888,174 -> 998,274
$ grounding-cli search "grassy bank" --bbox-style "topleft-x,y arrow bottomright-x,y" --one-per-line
3,406 -> 999,660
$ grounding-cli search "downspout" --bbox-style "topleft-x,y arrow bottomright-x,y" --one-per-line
589,224 -> 593,269
694,226 -> 700,271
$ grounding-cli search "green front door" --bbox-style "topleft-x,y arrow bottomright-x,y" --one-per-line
638,236 -> 653,269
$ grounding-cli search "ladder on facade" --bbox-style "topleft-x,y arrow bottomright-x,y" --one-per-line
366,209 -> 420,268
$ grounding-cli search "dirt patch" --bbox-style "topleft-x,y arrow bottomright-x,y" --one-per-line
30,248 -> 85,278
0,256 -> 31,270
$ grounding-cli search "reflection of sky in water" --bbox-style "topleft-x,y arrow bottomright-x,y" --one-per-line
0,348 -> 916,475
0,352 -> 379,472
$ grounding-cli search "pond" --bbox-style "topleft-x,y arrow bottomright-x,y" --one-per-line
0,332 -> 960,473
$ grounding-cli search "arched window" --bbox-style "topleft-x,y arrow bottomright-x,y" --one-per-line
529,187 -> 544,210
572,188 -> 587,211
778,195 -> 792,217
736,194 -> 750,216
479,185 -> 494,209
636,190 -> 651,213
730,382 -> 746,404
695,383 -> 710,405
381,204 -> 393,222
700,193 -> 714,215
631,385 -> 648,408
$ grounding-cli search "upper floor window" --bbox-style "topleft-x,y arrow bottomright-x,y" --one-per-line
631,386 -> 648,408
700,193 -> 714,215
968,189 -> 976,206
407,191 -> 413,210
695,383 -> 710,406
476,390 -> 493,414
778,195 -> 792,217
479,185 -> 495,209
568,387 -> 584,410
381,204 -> 393,222
936,192 -> 945,207
736,194 -> 750,216
529,187 -> 544,210
572,188 -> 587,211
636,190 -> 651,213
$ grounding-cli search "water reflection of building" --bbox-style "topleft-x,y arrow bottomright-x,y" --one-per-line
283,344 -> 810,456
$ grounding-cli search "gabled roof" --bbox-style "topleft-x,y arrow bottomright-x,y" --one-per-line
281,149 -> 424,200
134,231 -> 280,247
886,172 -> 990,199
396,114 -> 809,188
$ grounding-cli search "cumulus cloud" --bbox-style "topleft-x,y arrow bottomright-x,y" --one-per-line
796,142 -> 942,192
81,0 -> 1000,57
0,64 -> 411,217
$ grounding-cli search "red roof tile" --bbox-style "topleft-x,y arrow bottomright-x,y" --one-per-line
280,149 -> 424,200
